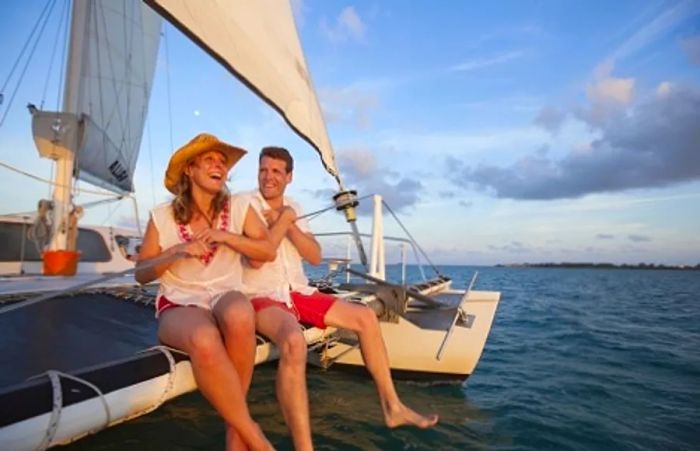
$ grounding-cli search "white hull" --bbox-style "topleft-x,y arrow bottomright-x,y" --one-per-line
0,327 -> 333,451
316,289 -> 500,378
1,361 -> 196,451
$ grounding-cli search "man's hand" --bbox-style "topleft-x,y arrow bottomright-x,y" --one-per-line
193,228 -> 230,246
262,206 -> 296,226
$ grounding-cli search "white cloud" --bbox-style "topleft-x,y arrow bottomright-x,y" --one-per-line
319,85 -> 379,129
449,86 -> 700,200
334,147 -> 423,213
321,6 -> 366,43
656,81 -> 672,96
587,74 -> 635,106
578,61 -> 636,126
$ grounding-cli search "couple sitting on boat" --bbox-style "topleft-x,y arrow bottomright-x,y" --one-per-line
135,133 -> 437,451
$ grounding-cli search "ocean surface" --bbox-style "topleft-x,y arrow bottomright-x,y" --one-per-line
19,266 -> 700,450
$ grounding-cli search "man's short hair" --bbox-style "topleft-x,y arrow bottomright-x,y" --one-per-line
260,146 -> 294,173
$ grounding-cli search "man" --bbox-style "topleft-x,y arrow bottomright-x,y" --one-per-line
243,146 -> 438,451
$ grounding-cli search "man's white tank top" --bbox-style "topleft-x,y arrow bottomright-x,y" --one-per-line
150,194 -> 250,315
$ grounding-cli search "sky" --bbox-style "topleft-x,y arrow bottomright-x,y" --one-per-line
0,0 -> 699,266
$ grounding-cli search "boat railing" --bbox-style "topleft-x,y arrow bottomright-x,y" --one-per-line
314,231 -> 428,284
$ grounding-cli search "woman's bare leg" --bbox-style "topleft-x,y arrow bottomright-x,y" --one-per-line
158,306 -> 272,450
213,292 -> 258,451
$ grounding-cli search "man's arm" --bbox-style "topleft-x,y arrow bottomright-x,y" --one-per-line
262,206 -> 321,266
244,205 -> 296,267
286,223 -> 322,266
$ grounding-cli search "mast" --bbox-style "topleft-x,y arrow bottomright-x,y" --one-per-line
49,0 -> 89,251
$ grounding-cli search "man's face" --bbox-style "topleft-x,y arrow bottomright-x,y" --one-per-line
186,150 -> 228,193
258,156 -> 292,200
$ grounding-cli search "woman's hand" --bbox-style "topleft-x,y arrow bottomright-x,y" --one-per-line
193,228 -> 230,246
176,238 -> 210,257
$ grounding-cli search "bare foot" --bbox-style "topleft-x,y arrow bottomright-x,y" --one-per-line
384,402 -> 439,429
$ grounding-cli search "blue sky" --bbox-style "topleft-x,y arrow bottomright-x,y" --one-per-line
0,0 -> 699,265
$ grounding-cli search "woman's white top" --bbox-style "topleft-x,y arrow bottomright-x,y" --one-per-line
150,194 -> 250,315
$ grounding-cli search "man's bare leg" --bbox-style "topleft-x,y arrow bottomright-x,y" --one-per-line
256,306 -> 313,451
324,300 -> 438,429
158,307 -> 273,450
213,293 -> 258,451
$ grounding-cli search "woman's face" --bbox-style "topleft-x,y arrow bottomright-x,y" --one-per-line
186,150 -> 228,194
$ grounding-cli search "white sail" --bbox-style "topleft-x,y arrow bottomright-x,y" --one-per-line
144,0 -> 341,182
33,0 -> 162,194
71,0 -> 162,193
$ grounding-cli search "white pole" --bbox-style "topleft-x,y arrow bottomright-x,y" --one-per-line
369,194 -> 385,280
401,243 -> 407,284
49,0 -> 89,251
131,196 -> 143,236
346,235 -> 351,283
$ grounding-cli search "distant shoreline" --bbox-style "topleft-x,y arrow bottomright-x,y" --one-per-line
495,262 -> 700,271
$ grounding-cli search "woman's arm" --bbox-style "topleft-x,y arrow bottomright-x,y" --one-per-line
195,206 -> 292,262
135,219 -> 208,284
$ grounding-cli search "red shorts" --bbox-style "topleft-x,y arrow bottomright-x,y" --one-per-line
155,296 -> 181,316
251,291 -> 336,329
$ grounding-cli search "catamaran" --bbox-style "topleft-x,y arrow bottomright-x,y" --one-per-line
0,1 -> 501,449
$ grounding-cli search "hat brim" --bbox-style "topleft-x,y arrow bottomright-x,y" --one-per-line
165,138 -> 247,194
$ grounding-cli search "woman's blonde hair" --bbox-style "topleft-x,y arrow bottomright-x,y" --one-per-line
171,160 -> 229,225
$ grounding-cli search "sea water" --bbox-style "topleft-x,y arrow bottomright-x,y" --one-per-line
64,266 -> 699,450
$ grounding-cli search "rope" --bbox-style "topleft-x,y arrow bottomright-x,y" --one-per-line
29,346 -> 185,449
35,370 -> 62,451
0,161 -> 123,196
115,345 -> 181,422
27,199 -> 53,254
34,370 -> 111,451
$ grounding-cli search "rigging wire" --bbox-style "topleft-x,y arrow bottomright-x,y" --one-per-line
381,199 -> 441,277
297,193 -> 374,222
163,26 -> 174,152
40,0 -> 67,109
0,0 -> 54,99
0,0 -> 58,128
0,161 -> 121,197
145,116 -> 157,209
55,0 -> 70,111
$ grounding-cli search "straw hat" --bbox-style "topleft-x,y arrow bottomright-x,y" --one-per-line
164,133 -> 247,194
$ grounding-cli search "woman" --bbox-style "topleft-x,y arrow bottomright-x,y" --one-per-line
135,133 -> 275,451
